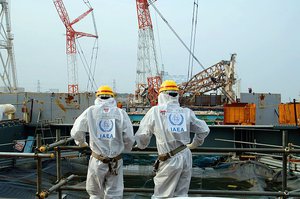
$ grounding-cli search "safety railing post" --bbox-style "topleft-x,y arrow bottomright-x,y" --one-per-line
282,130 -> 288,198
36,132 -> 42,199
55,128 -> 62,199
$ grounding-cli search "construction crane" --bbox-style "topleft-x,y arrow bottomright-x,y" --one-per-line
135,0 -> 162,106
53,0 -> 98,94
148,2 -> 236,105
0,0 -> 18,93
179,54 -> 237,105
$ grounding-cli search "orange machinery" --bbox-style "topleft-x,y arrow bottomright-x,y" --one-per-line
279,102 -> 300,125
223,103 -> 256,125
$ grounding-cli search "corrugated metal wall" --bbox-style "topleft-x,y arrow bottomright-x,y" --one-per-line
0,92 -> 95,124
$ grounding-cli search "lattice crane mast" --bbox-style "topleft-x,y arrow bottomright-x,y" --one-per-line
53,0 -> 98,94
135,0 -> 161,106
0,0 -> 18,92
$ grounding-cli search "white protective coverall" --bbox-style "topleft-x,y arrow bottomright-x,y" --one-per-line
135,93 -> 210,198
71,97 -> 135,199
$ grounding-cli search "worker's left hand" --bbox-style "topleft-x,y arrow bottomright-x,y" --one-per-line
79,142 -> 89,148
187,143 -> 197,149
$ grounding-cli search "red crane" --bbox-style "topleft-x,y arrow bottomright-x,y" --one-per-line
53,0 -> 98,94
135,0 -> 161,106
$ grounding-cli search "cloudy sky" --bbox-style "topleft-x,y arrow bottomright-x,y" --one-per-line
6,0 -> 300,102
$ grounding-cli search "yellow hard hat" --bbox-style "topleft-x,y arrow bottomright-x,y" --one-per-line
159,80 -> 179,93
96,85 -> 114,97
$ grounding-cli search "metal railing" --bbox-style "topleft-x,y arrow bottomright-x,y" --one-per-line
0,132 -> 55,198
1,126 -> 300,198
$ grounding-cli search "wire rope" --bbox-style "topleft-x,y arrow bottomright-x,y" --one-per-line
76,39 -> 98,92
149,2 -> 234,102
187,0 -> 199,81
76,0 -> 98,92
149,1 -> 205,71
89,38 -> 99,90
153,6 -> 164,79
82,0 -> 92,9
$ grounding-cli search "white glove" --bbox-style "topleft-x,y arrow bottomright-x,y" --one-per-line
79,142 -> 89,148
187,143 -> 198,149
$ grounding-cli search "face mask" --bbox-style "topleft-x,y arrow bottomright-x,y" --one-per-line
99,95 -> 112,100
163,91 -> 178,97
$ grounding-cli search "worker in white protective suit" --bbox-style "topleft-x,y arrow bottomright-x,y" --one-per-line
71,85 -> 135,199
135,80 -> 210,199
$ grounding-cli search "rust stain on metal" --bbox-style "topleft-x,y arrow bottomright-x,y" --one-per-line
65,94 -> 75,104
55,99 -> 66,112
259,94 -> 265,101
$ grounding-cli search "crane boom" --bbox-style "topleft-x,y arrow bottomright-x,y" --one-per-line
53,0 -> 71,30
70,8 -> 93,26
53,0 -> 97,94
179,54 -> 236,103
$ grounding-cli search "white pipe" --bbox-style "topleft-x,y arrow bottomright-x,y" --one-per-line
0,104 -> 16,120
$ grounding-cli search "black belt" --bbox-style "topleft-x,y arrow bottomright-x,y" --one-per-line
158,145 -> 187,161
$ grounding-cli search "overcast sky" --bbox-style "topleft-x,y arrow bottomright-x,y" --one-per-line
6,0 -> 300,102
